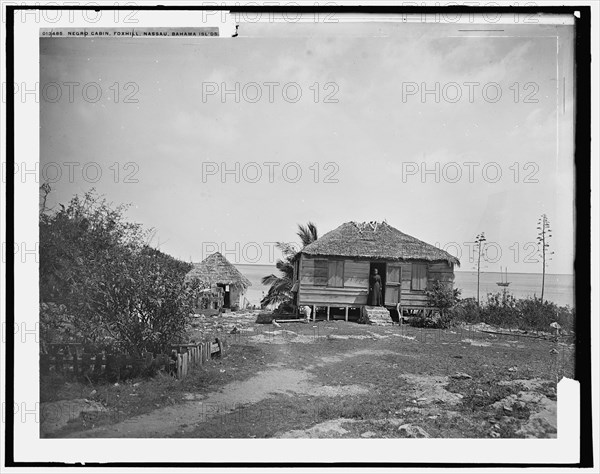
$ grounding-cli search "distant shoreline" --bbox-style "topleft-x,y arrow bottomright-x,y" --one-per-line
234,263 -> 573,277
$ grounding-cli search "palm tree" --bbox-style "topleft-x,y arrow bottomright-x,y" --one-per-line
261,222 -> 318,308
297,222 -> 318,247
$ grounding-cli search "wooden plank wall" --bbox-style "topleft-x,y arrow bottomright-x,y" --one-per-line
427,261 -> 455,284
298,256 -> 455,309
299,257 -> 369,305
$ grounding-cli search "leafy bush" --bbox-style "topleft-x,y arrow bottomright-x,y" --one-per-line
449,289 -> 575,333
411,280 -> 461,329
448,297 -> 481,324
40,189 -> 204,355
514,297 -> 574,333
480,291 -> 519,328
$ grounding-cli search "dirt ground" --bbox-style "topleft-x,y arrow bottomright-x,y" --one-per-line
42,318 -> 574,439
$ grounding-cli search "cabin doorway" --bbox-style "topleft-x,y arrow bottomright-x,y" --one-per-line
368,262 -> 386,306
217,284 -> 231,309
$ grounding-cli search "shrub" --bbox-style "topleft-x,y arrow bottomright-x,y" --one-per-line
480,291 -> 519,328
40,189 -> 204,355
515,297 -> 575,333
412,280 -> 461,329
448,297 -> 481,324
449,289 -> 575,333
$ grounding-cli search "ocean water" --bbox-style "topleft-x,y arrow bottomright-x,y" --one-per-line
235,264 -> 575,308
454,271 -> 574,308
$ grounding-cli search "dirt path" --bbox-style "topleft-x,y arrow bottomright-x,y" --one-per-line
71,351 -> 373,438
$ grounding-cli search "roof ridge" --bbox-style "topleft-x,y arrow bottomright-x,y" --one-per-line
300,221 -> 460,266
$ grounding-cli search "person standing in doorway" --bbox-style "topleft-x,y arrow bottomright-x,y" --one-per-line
370,269 -> 383,306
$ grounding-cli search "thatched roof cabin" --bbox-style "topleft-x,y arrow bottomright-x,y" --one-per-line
292,221 -> 459,323
187,252 -> 251,311
299,221 -> 459,266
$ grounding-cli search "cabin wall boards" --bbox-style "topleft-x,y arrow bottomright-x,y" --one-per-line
296,255 -> 454,309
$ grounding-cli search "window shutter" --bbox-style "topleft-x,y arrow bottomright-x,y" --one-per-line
328,260 -> 344,287
314,259 -> 328,286
411,263 -> 428,290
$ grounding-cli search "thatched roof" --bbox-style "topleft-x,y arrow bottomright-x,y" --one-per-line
299,221 -> 460,266
186,252 -> 252,289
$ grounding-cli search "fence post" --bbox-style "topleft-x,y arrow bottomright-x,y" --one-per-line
72,346 -> 79,377
82,353 -> 92,377
55,353 -> 63,374
107,354 -> 120,381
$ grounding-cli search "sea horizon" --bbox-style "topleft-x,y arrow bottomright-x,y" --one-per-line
235,263 -> 575,308
234,263 -> 573,276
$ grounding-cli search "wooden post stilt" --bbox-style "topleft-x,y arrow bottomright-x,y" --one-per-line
345,306 -> 349,322
312,305 -> 316,322
327,306 -> 330,321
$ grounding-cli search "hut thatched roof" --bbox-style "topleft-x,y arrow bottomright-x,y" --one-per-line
186,252 -> 252,289
299,221 -> 460,266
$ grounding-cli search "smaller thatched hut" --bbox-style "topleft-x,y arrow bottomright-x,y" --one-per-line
187,252 -> 251,312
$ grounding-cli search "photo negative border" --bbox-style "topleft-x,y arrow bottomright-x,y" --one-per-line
3,3 -> 593,469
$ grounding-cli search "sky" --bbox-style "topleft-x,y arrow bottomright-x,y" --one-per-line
39,18 -> 575,274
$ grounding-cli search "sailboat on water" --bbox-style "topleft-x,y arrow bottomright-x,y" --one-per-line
496,266 -> 511,287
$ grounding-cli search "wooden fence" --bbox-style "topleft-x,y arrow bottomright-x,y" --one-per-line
171,339 -> 223,379
40,338 -> 223,381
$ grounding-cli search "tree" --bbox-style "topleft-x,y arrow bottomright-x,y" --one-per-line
40,189 -> 202,355
261,222 -> 318,308
474,232 -> 486,305
296,222 -> 318,247
536,214 -> 553,301
260,242 -> 296,307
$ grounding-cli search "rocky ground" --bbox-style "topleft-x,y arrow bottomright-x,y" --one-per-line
41,311 -> 574,439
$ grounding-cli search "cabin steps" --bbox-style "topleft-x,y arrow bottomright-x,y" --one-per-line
359,306 -> 393,326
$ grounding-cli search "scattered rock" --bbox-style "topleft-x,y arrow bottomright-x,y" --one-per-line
133,382 -> 140,387
279,418 -> 356,438
508,366 -> 518,372
41,399 -> 107,436
372,417 -> 405,427
360,431 -> 377,438
397,423 -> 430,438
450,372 -> 472,380
89,390 -> 97,396
400,374 -> 463,405
229,326 -> 239,334
490,431 -> 500,438
255,312 -> 276,324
